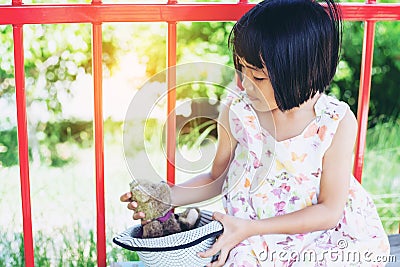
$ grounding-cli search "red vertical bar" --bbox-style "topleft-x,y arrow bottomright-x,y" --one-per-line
13,21 -> 35,267
166,0 -> 177,186
92,7 -> 106,266
353,0 -> 376,183
166,19 -> 177,186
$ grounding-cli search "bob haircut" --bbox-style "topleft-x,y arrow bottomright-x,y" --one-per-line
229,0 -> 342,111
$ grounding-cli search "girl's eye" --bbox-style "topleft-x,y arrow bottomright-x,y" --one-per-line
253,76 -> 265,81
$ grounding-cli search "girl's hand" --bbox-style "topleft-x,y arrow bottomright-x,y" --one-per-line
198,212 -> 251,267
119,192 -> 150,224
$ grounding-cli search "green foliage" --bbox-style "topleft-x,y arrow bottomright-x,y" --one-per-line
0,20 -> 120,167
362,117 -> 400,233
1,4 -> 400,167
0,25 -> 14,99
1,23 -> 116,107
329,20 -> 400,125
178,119 -> 217,149
108,245 -> 140,263
34,232 -> 52,267
0,225 -> 140,266
176,22 -> 234,100
24,23 -> 117,117
131,22 -> 234,100
136,19 -> 400,121
0,128 -> 20,167
39,120 -> 93,166
0,232 -> 25,267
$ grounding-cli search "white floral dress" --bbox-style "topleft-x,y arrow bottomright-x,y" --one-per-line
221,92 -> 390,267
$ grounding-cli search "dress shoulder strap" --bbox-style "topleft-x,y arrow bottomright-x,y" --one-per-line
314,94 -> 350,153
228,91 -> 262,148
315,94 -> 349,122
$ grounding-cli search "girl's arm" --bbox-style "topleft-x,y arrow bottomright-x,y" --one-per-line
121,101 -> 237,219
199,109 -> 358,266
170,101 -> 237,207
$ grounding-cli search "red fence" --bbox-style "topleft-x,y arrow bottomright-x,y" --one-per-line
1,0 -> 400,266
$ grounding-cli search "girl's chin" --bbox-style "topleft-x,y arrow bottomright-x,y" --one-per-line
251,101 -> 275,112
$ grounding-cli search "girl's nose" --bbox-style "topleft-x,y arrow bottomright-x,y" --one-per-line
241,75 -> 253,92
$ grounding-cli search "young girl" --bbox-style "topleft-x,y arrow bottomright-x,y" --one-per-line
121,0 -> 390,266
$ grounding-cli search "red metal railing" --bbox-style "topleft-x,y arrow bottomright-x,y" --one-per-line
353,0 -> 377,184
11,3 -> 34,266
92,0 -> 106,262
1,1 -> 400,266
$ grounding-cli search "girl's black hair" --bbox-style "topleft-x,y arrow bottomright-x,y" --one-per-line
229,0 -> 342,111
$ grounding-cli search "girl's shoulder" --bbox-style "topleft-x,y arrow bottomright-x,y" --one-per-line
316,94 -> 357,151
314,94 -> 350,123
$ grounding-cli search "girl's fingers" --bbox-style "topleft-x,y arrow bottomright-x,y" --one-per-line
141,219 -> 151,225
198,235 -> 223,258
198,246 -> 219,259
121,192 -> 146,221
120,192 -> 132,202
210,248 -> 229,267
198,247 -> 217,259
133,211 -> 145,220
127,202 -> 138,210
212,212 -> 224,222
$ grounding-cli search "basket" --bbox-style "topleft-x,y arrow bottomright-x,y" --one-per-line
113,210 -> 223,267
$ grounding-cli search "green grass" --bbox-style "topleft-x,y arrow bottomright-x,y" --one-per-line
0,224 -> 139,267
0,118 -> 399,265
362,117 -> 400,234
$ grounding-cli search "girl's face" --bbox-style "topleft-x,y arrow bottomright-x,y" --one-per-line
239,58 -> 278,112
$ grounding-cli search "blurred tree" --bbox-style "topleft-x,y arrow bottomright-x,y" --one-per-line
329,20 -> 400,125
0,22 -> 119,166
128,22 -> 234,100
176,22 -> 234,100
135,19 -> 399,123
1,0 -> 399,167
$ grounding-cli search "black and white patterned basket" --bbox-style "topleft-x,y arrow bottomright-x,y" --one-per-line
113,210 -> 223,267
